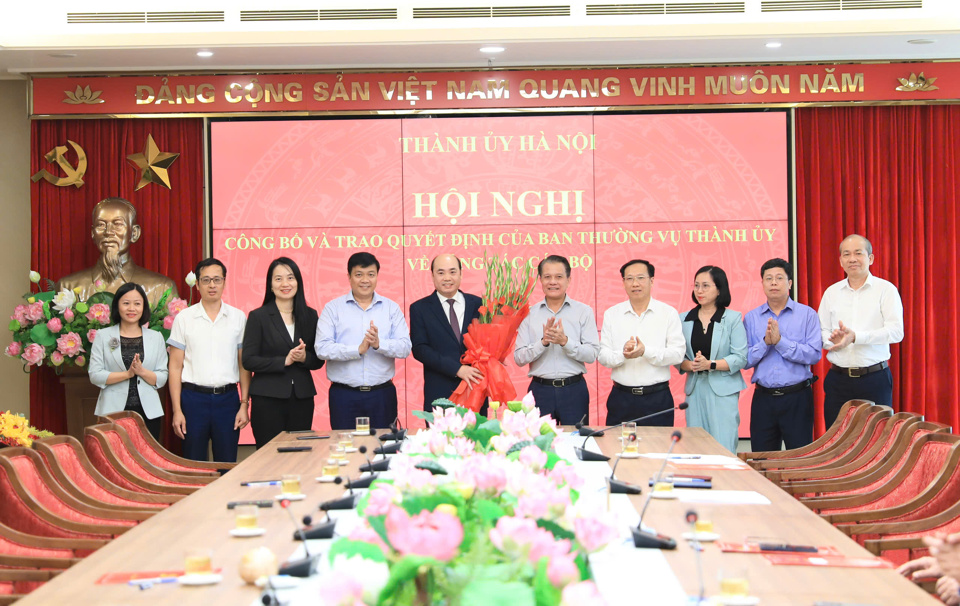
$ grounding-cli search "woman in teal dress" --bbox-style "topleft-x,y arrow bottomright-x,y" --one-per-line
678,266 -> 747,452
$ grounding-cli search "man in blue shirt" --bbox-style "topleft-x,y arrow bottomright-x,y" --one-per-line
315,252 -> 412,430
743,258 -> 822,451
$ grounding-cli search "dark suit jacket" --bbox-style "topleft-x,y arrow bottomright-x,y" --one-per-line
410,291 -> 482,408
242,301 -> 325,400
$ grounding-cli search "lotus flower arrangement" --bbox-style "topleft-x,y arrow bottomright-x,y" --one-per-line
6,271 -> 187,371
317,399 -> 614,606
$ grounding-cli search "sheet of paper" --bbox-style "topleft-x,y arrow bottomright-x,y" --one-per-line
672,489 -> 771,505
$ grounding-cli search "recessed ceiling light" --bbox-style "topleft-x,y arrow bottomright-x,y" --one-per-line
49,53 -> 77,59
907,39 -> 935,45
765,41 -> 782,49
196,50 -> 214,58
479,46 -> 505,54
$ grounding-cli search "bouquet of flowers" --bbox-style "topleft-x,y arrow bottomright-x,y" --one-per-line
5,271 -> 188,371
0,411 -> 53,448
317,397 -> 615,606
448,253 -> 538,413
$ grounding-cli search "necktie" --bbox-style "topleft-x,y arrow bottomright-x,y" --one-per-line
446,299 -> 461,341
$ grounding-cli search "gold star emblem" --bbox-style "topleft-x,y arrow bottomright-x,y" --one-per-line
126,134 -> 179,191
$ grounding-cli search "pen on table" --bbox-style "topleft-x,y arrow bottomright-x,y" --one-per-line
667,455 -> 701,459
241,480 -> 281,487
130,577 -> 178,588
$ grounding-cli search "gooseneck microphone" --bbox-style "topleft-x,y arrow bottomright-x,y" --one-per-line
576,413 -> 604,438
317,476 -> 359,511
575,403 -> 689,462
293,510 -> 337,541
278,499 -> 320,577
607,449 -> 643,495
686,509 -> 706,604
380,416 -> 407,442
345,446 -> 379,489
359,442 -> 391,473
631,430 -> 682,549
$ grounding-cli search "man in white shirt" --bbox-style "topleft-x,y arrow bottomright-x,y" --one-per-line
818,234 -> 904,428
598,259 -> 686,426
168,258 -> 251,462
515,255 -> 600,425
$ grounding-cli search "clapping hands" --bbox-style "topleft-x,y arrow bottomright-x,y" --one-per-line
359,321 -> 380,354
286,339 -> 308,365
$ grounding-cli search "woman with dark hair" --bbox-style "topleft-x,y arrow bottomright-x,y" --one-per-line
677,266 -> 748,452
242,257 -> 324,448
88,282 -> 168,440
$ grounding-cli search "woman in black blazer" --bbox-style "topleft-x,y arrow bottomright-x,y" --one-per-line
242,257 -> 324,448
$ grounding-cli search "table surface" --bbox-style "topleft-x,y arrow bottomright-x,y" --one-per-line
15,427 -> 937,606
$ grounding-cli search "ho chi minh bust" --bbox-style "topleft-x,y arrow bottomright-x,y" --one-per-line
57,197 -> 178,307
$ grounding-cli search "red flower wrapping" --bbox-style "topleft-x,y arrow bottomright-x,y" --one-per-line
449,310 -> 529,413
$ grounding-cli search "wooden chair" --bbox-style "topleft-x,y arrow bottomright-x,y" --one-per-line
801,434 -> 960,515
738,399 -> 873,464
0,522 -> 93,605
33,436 -> 181,510
779,421 -> 950,497
83,424 -> 212,495
855,499 -> 960,566
101,411 -> 235,476
767,413 -> 920,486
751,406 -> 891,472
0,450 -> 132,540
0,568 -> 65,605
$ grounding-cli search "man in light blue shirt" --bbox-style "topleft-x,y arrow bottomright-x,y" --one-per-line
514,255 -> 599,425
315,252 -> 411,430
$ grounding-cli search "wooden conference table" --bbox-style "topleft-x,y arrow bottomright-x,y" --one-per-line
16,427 -> 936,605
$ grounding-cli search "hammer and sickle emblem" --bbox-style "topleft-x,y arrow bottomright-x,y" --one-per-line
30,140 -> 87,188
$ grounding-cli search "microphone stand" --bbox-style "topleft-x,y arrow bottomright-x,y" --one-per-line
360,430 -> 391,472
574,402 -> 688,462
630,430 -> 682,549
277,499 -> 320,577
317,476 -> 359,511
576,413 -> 604,438
349,446 -> 381,489
294,511 -> 337,541
607,452 -> 643,495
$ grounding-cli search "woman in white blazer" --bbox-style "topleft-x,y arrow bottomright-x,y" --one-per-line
88,282 -> 169,440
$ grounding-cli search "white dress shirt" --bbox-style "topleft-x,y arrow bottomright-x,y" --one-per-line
598,298 -> 685,386
167,302 -> 246,386
514,296 -> 600,379
436,291 -> 465,332
818,273 -> 904,368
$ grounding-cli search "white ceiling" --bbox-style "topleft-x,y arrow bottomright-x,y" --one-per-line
1,2 -> 958,78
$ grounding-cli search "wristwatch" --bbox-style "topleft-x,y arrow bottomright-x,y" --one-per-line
709,362 -> 717,371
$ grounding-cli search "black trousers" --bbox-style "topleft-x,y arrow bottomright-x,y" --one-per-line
823,367 -> 893,429
328,383 -> 398,431
750,386 -> 813,452
528,379 -> 589,426
604,388 -> 674,427
251,394 -> 315,449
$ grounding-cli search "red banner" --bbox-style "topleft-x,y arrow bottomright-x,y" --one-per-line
32,63 -> 956,117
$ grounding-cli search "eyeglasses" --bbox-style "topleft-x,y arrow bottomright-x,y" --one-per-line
199,277 -> 224,286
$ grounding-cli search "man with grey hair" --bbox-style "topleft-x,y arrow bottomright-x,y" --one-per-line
818,234 -> 903,428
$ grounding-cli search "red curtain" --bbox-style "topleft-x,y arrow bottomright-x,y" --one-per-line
795,105 -> 960,435
30,118 -> 204,436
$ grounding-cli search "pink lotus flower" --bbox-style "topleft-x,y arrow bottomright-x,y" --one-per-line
23,302 -> 44,323
364,483 -> 400,517
573,513 -> 619,553
167,298 -> 188,316
428,432 -> 448,456
5,342 -> 21,357
63,308 -> 75,322
46,317 -> 63,333
163,315 -> 175,330
347,525 -> 388,554
521,390 -> 537,413
467,453 -> 508,495
11,305 -> 27,324
317,575 -> 365,606
75,355 -> 86,367
561,581 -> 607,606
549,461 -> 585,491
385,506 -> 463,562
519,445 -> 547,472
86,329 -> 97,343
21,343 -> 45,366
56,332 -> 84,356
85,303 -> 110,324
50,351 -> 64,366
547,553 -> 580,587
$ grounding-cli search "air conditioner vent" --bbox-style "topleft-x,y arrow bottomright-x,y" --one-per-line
240,10 -> 319,21
413,7 -> 494,18
586,3 -> 665,14
67,12 -> 146,24
665,2 -> 745,13
492,5 -> 571,16
842,0 -> 921,8
146,11 -> 224,23
761,0 -> 840,10
318,9 -> 398,19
